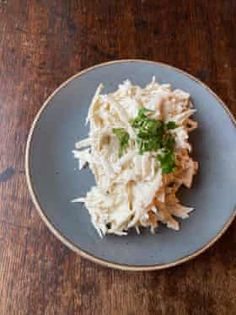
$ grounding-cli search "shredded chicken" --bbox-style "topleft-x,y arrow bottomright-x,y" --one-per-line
73,79 -> 198,236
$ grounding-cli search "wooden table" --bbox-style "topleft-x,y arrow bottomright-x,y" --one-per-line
0,1 -> 235,314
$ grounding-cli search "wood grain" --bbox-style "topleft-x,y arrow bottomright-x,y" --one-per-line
0,0 -> 235,314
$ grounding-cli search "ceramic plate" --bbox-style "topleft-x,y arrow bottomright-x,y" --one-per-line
26,60 -> 236,271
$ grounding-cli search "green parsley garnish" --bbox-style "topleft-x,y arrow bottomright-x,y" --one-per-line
131,108 -> 177,173
112,128 -> 130,157
166,121 -> 178,130
157,150 -> 176,174
112,108 -> 178,173
131,108 -> 164,154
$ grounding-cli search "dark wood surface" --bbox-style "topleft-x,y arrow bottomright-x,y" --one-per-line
0,1 -> 235,314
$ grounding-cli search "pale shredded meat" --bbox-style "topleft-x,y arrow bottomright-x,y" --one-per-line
72,79 -> 198,236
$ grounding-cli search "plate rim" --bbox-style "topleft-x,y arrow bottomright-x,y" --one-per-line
25,59 -> 236,271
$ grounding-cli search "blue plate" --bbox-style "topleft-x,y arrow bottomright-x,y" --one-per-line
26,60 -> 236,270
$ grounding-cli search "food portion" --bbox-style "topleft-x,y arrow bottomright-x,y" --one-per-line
73,78 -> 198,237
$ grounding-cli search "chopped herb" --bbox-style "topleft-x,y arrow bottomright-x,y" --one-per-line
157,150 -> 176,174
162,134 -> 175,151
166,121 -> 178,130
112,128 -> 130,157
131,108 -> 177,173
131,108 -> 156,129
137,107 -> 154,116
137,137 -> 161,154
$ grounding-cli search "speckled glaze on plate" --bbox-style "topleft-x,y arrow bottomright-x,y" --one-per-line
26,60 -> 236,271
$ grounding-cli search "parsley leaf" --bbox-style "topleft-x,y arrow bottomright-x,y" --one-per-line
162,134 -> 175,151
112,128 -> 130,157
157,150 -> 176,174
166,121 -> 178,130
131,108 -> 177,173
